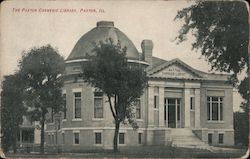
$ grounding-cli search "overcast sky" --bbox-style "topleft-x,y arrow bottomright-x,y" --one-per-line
0,0 -> 245,111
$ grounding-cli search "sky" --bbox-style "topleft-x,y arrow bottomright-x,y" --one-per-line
0,0 -> 245,111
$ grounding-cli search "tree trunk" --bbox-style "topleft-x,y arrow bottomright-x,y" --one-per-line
40,112 -> 45,154
12,127 -> 17,154
113,120 -> 120,153
247,13 -> 250,147
248,50 -> 250,147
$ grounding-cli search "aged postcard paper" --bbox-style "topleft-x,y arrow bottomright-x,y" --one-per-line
0,0 -> 249,158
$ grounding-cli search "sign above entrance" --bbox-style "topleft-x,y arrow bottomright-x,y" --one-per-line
154,64 -> 199,79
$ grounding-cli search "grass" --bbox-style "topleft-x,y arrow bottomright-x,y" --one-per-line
7,146 -> 248,158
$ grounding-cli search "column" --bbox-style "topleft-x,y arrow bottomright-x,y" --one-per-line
159,87 -> 165,127
147,86 -> 154,127
184,88 -> 190,128
195,88 -> 201,128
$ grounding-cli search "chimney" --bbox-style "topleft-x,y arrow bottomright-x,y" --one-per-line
141,40 -> 153,66
97,21 -> 114,27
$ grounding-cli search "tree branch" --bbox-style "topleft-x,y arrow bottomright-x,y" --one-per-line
108,95 -> 116,119
114,95 -> 118,118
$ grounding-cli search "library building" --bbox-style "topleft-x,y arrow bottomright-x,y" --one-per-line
45,21 -> 234,151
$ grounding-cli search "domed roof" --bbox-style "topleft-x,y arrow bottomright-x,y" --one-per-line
67,21 -> 139,61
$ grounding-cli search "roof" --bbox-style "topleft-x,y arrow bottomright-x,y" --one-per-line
147,58 -> 231,81
151,56 -> 167,68
66,21 -> 140,61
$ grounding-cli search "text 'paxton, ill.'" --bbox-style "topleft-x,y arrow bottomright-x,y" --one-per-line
12,8 -> 106,13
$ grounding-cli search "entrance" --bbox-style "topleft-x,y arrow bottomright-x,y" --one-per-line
165,98 -> 181,128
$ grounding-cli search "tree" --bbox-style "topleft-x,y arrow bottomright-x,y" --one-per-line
234,112 -> 248,147
81,39 -> 147,152
175,1 -> 249,81
18,45 -> 65,154
175,0 -> 250,146
1,73 -> 26,153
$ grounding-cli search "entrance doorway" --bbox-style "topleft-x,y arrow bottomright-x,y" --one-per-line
165,98 -> 181,128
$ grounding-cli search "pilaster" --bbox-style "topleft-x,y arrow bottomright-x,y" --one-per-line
195,88 -> 201,128
184,88 -> 190,128
159,87 -> 165,127
148,87 -> 154,127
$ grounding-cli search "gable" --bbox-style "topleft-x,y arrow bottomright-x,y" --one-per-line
149,60 -> 203,79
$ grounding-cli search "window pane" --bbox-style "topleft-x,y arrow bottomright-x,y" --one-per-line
219,134 -> 224,144
75,92 -> 81,97
74,133 -> 79,144
75,92 -> 81,118
95,133 -> 102,144
94,97 -> 103,118
168,99 -> 175,105
177,99 -> 180,105
212,97 -> 219,102
119,133 -> 125,144
212,103 -> 219,120
177,104 -> 180,120
75,99 -> 81,118
220,104 -> 223,120
136,99 -> 141,119
207,102 -> 210,120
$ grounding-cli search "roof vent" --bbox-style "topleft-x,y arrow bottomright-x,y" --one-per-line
97,21 -> 114,27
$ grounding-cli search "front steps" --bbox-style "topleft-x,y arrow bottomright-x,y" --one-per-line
171,128 -> 211,150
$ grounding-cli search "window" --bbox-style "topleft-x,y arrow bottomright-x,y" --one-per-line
56,119 -> 60,130
22,129 -> 34,143
48,135 -> 51,144
74,132 -> 80,144
208,133 -> 213,145
52,134 -> 54,144
62,133 -> 65,144
154,87 -> 159,108
177,99 -> 180,121
135,99 -> 141,119
95,132 -> 102,144
190,97 -> 195,110
219,134 -> 224,144
74,92 -> 81,119
207,97 -> 223,121
94,92 -> 103,118
138,133 -> 142,144
63,94 -> 67,119
119,133 -> 125,144
154,95 -> 159,108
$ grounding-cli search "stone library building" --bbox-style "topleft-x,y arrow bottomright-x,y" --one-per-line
45,21 -> 234,151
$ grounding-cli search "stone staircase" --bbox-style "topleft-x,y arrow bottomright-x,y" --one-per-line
171,128 -> 211,150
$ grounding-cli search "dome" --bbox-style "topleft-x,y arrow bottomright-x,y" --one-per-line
66,21 -> 140,61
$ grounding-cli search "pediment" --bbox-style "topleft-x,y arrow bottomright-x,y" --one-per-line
149,59 -> 203,79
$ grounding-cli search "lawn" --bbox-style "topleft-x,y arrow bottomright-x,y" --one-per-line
6,146 -> 248,158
